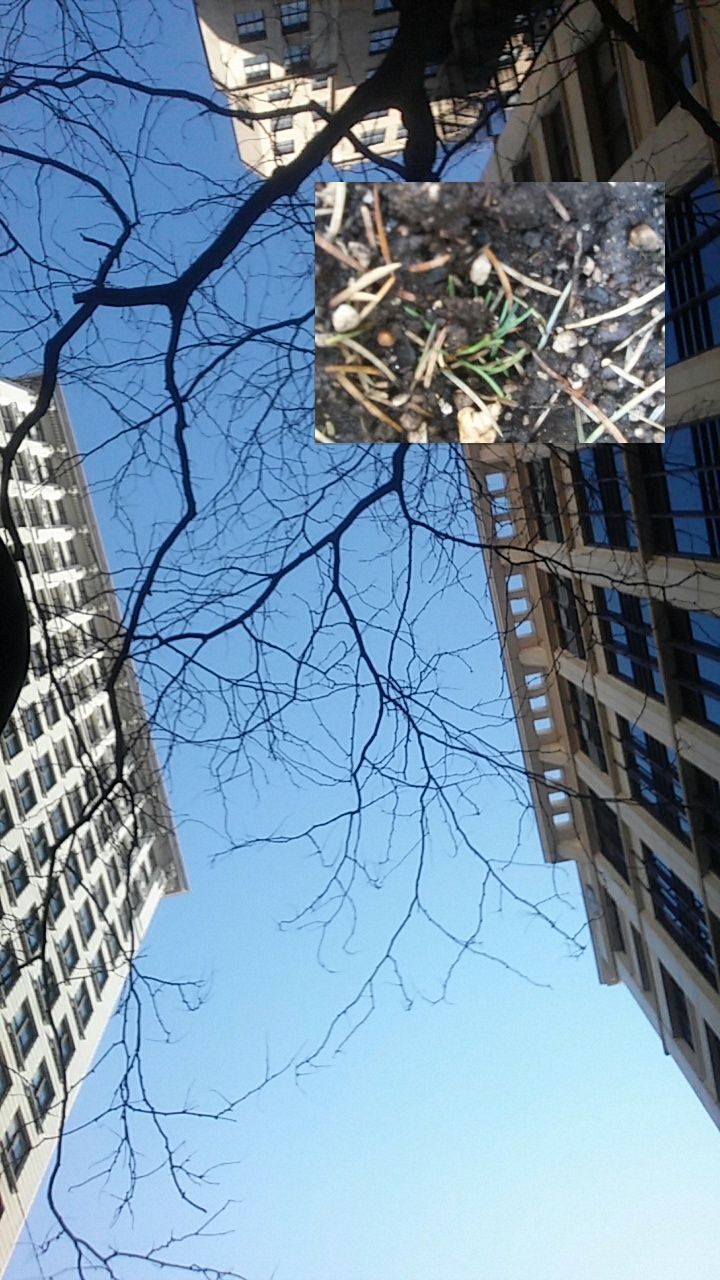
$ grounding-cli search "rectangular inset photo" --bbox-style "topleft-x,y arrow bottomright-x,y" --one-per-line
315,181 -> 665,445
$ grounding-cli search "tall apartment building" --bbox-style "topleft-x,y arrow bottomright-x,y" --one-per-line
467,0 -> 720,1131
483,0 -> 720,423
194,0 -> 544,175
466,435 -> 720,1129
0,378 -> 188,1272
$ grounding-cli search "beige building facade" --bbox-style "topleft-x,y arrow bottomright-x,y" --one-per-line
472,0 -> 720,1129
194,0 -> 533,174
0,379 -> 187,1272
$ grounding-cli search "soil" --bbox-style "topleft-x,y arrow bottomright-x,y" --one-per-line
315,181 -> 665,446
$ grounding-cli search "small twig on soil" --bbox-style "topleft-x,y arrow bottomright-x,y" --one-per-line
316,429 -> 336,444
407,253 -> 452,274
328,185 -> 347,240
333,370 -> 404,434
544,188 -> 572,222
412,321 -> 439,388
315,234 -> 364,271
356,274 -> 398,322
525,345 -> 628,443
528,387 -> 562,441
483,244 -> 513,306
338,336 -> 397,381
423,325 -> 448,389
612,309 -> 664,352
623,326 -> 656,373
611,375 -> 665,424
373,184 -> 392,266
601,360 -> 645,388
563,282 -> 665,330
361,204 -> 377,254
537,279 -> 573,351
493,262 -> 562,297
324,363 -> 384,375
330,261 -> 402,308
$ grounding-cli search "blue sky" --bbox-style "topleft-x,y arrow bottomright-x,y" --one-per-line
4,4 -> 720,1278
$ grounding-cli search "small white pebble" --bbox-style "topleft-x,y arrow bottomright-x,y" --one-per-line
571,363 -> 590,380
581,257 -> 594,276
331,303 -> 361,333
551,329 -> 578,355
629,223 -> 662,251
439,398 -> 454,416
469,252 -> 492,287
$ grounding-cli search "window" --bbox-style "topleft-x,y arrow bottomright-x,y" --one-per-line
91,948 -> 109,996
46,692 -> 61,725
82,833 -> 97,870
106,926 -> 121,963
50,802 -> 69,840
243,53 -> 270,83
589,795 -> 629,881
0,1055 -> 10,1106
59,927 -> 79,976
541,99 -> 576,179
56,1016 -> 75,1069
12,1000 -> 38,1062
645,847 -> 716,985
280,1 -> 309,33
373,0 -> 396,10
545,573 -> 585,659
5,849 -> 29,900
573,447 -> 637,549
5,1111 -> 30,1179
273,113 -> 293,132
660,964 -> 694,1046
268,86 -> 292,101
94,876 -> 109,915
65,850 -> 82,895
49,878 -> 65,925
1,722 -> 21,761
631,925 -> 653,992
235,9 -> 265,41
565,681 -> 607,772
67,789 -> 83,824
595,588 -> 664,700
0,792 -> 13,840
636,0 -> 695,121
77,899 -> 95,943
38,961 -> 60,1016
119,899 -> 132,937
30,1060 -> 55,1121
369,27 -> 398,56
666,175 -> 720,365
55,738 -> 72,774
37,753 -> 57,795
620,719 -> 690,842
311,74 -> 328,90
667,607 -> 720,733
512,155 -> 534,182
0,943 -> 20,996
72,981 -> 93,1032
108,855 -> 121,891
362,128 -> 385,147
14,771 -> 37,816
29,824 -> 50,869
22,704 -> 42,741
706,1022 -> 720,1099
639,421 -> 720,559
21,908 -> 43,960
691,767 -> 720,877
275,138 -> 294,156
576,30 -> 631,179
284,44 -> 310,70
601,888 -> 625,952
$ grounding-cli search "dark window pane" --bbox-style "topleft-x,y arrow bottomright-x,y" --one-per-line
573,447 -> 637,549
660,963 -> 694,1045
620,718 -> 690,842
645,847 -> 716,985
589,794 -> 629,880
595,588 -> 664,699
668,607 -> 720,733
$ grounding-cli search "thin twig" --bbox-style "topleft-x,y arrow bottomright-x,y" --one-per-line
544,188 -> 571,221
483,244 -> 513,306
315,234 -> 364,271
337,337 -> 397,381
373,184 -> 392,266
563,283 -> 665,330
333,371 -> 404,434
611,376 -> 665,424
330,261 -> 402,308
537,279 -> 573,351
526,346 -> 628,443
328,184 -> 347,240
355,274 -> 397,322
407,253 -> 452,274
495,262 -> 562,297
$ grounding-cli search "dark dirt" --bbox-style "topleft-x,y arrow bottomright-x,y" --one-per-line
315,181 -> 665,446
